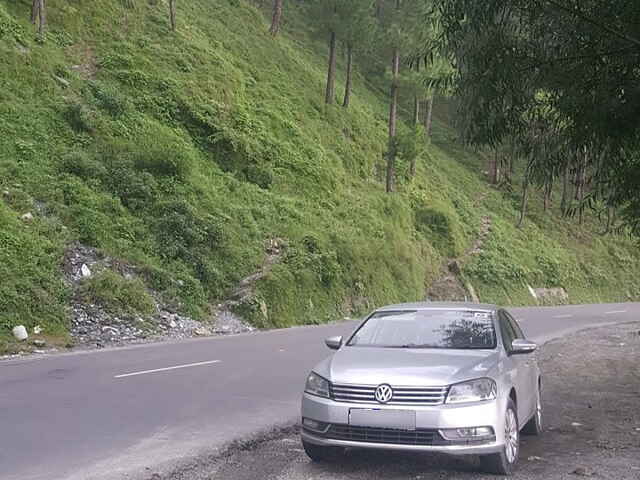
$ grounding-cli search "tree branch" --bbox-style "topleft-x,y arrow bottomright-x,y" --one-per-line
544,0 -> 640,48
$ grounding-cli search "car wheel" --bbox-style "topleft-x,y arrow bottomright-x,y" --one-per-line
301,438 -> 344,462
522,383 -> 543,435
480,399 -> 519,475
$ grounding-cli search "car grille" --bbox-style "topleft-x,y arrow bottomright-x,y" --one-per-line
330,383 -> 448,405
324,424 -> 443,446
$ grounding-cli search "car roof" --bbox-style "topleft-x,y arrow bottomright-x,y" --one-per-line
375,301 -> 498,313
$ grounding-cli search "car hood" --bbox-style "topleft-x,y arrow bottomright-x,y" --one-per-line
314,346 -> 500,387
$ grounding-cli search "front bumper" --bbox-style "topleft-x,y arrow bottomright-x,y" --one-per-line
301,392 -> 505,455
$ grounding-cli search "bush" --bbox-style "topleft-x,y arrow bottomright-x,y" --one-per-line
59,150 -> 107,179
77,270 -> 155,315
152,200 -> 223,262
65,102 -> 99,133
415,207 -> 462,257
90,82 -> 130,117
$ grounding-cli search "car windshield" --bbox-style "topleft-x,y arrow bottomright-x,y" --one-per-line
347,309 -> 496,349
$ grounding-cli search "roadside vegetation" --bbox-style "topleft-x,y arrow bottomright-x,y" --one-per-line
1,0 -> 639,353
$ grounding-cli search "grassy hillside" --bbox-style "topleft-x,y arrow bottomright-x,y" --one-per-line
1,0 -> 639,353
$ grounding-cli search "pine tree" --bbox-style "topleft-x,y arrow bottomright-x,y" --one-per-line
269,0 -> 283,36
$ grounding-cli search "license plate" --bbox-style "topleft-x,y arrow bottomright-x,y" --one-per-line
349,408 -> 416,430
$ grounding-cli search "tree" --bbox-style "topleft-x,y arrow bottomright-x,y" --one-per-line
30,0 -> 38,24
342,43 -> 353,107
31,0 -> 45,36
169,0 -> 176,31
325,29 -> 337,104
382,0 -> 404,192
435,0 -> 640,230
339,0 -> 376,108
309,0 -> 375,106
386,38 -> 400,192
269,0 -> 283,36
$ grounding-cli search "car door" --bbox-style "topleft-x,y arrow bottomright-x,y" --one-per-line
505,311 -> 538,421
498,310 -> 530,425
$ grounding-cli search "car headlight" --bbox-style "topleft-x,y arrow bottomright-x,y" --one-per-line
446,378 -> 497,404
304,372 -> 330,398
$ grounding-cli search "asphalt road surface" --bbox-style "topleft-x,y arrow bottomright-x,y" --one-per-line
1,303 -> 638,480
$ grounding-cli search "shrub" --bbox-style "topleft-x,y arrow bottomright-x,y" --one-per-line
59,150 -> 106,179
152,200 -> 223,262
77,270 -> 155,315
90,82 -> 130,117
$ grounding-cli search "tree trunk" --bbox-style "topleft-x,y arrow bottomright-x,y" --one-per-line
605,206 -> 614,234
342,44 -> 353,108
543,178 -> 553,212
325,31 -> 337,105
424,96 -> 433,138
375,0 -> 384,19
517,159 -> 533,228
37,0 -> 45,35
386,47 -> 400,193
169,0 -> 176,31
269,0 -> 283,36
31,0 -> 39,24
412,62 -> 420,126
560,160 -> 570,215
578,153 -> 587,225
490,148 -> 500,184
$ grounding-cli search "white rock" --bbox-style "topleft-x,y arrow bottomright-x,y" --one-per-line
169,319 -> 177,328
53,75 -> 70,88
21,212 -> 34,221
571,422 -> 583,427
12,325 -> 28,341
80,264 -> 92,278
102,326 -> 119,335
33,325 -> 43,334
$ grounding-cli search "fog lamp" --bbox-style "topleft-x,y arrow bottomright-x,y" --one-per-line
302,418 -> 328,432
439,426 -> 494,441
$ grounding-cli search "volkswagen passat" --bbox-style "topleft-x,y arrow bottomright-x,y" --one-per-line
300,302 -> 542,475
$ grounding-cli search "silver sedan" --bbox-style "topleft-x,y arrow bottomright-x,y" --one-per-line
300,302 -> 542,475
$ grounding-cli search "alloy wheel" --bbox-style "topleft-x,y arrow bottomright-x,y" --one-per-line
504,407 -> 519,463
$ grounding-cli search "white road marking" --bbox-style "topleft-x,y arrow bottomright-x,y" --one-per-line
114,360 -> 221,378
553,314 -> 573,319
605,310 -> 627,315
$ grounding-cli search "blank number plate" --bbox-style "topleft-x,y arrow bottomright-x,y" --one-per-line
349,408 -> 416,430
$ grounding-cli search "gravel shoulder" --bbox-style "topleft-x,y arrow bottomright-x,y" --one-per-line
162,322 -> 640,480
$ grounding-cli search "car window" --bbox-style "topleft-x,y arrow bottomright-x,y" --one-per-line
505,312 -> 525,339
498,310 -> 517,352
347,309 -> 497,349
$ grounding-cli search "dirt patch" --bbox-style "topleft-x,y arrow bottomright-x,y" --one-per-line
160,322 -> 640,480
69,44 -> 98,80
426,215 -> 492,302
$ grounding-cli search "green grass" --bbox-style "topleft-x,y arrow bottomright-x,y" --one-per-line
1,0 -> 639,352
77,270 -> 156,316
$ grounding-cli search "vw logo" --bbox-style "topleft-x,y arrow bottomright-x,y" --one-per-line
374,384 -> 393,403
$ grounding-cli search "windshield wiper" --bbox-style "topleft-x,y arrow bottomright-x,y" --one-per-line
388,344 -> 443,349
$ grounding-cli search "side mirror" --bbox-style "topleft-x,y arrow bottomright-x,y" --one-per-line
511,338 -> 537,354
325,336 -> 343,350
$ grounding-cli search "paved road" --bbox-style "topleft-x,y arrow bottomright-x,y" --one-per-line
1,303 -> 638,480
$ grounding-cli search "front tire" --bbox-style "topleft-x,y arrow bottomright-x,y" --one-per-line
480,399 -> 519,475
302,438 -> 344,462
522,383 -> 543,435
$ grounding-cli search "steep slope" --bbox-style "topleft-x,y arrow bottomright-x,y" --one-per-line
1,0 -> 638,353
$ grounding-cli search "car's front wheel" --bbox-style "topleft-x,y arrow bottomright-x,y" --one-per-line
301,438 -> 344,462
480,399 -> 519,475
